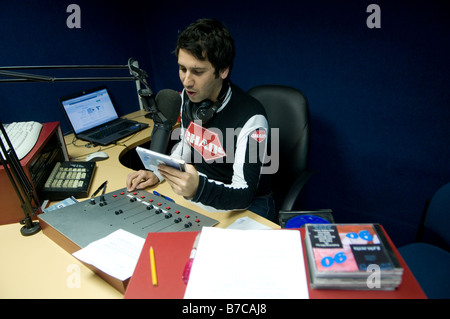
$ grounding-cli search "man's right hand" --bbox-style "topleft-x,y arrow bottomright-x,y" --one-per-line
126,170 -> 159,192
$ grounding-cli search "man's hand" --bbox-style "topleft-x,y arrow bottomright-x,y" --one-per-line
157,164 -> 199,199
126,170 -> 159,192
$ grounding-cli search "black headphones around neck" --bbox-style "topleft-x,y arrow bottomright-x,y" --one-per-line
183,83 -> 232,124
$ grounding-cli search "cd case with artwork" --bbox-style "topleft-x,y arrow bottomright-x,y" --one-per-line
136,147 -> 186,172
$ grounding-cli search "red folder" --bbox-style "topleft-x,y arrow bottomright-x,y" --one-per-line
124,228 -> 426,299
124,231 -> 198,299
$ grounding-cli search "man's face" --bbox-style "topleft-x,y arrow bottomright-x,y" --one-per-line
178,48 -> 229,103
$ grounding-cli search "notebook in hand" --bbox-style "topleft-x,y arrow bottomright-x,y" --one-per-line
59,86 -> 148,145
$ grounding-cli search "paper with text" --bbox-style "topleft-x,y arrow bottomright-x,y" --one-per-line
184,227 -> 309,299
73,229 -> 145,281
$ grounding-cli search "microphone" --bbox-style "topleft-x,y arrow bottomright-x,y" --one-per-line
155,89 -> 182,125
149,89 -> 181,154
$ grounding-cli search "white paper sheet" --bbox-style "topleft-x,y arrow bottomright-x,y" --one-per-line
72,229 -> 145,281
184,227 -> 309,299
226,216 -> 272,230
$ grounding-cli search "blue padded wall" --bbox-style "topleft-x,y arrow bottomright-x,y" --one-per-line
0,1 -> 152,134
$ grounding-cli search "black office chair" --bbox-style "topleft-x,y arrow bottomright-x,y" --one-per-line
398,182 -> 450,299
248,85 -> 316,218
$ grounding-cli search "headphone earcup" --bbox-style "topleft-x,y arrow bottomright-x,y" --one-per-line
195,101 -> 219,123
182,86 -> 228,124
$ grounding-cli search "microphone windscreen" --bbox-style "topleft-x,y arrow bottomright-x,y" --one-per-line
155,89 -> 182,126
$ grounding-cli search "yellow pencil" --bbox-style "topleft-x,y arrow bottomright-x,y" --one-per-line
150,246 -> 158,287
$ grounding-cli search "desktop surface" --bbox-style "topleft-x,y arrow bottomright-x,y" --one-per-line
0,110 -> 279,298
0,110 -> 425,299
0,222 -> 123,299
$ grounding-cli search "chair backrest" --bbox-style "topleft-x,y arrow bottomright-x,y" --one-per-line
423,182 -> 450,250
248,85 -> 310,210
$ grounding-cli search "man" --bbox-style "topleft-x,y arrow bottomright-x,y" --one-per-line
127,18 -> 274,220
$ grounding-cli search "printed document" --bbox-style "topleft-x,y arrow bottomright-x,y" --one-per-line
184,227 -> 309,299
73,229 -> 145,281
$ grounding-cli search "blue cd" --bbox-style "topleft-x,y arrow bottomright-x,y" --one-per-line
285,215 -> 330,228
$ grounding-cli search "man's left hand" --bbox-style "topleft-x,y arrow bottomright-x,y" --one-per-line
157,164 -> 199,199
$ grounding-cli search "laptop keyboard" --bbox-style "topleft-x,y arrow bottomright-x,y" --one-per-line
91,122 -> 131,139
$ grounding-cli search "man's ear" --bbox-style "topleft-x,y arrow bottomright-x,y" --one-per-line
219,67 -> 230,80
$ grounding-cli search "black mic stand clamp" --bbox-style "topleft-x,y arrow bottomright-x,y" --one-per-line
19,213 -> 41,236
138,89 -> 171,126
127,57 -> 158,119
137,88 -> 158,119
0,121 -> 41,236
131,61 -> 173,140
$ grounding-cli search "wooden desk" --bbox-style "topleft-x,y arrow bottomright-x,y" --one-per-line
0,223 -> 123,299
0,110 -> 279,298
3,110 -> 423,299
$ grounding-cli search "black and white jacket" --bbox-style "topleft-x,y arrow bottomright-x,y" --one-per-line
170,83 -> 270,212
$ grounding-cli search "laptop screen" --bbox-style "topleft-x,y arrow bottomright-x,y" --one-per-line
60,87 -> 119,134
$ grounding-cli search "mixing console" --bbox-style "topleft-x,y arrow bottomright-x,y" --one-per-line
39,187 -> 219,248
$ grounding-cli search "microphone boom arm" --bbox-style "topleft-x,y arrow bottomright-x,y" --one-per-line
0,58 -> 161,233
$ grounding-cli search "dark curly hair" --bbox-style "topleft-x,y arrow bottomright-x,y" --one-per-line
175,18 -> 235,79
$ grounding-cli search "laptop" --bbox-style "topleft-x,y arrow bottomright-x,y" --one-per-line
59,86 -> 148,145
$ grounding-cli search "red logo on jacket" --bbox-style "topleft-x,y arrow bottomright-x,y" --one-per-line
250,129 -> 267,143
185,122 -> 226,161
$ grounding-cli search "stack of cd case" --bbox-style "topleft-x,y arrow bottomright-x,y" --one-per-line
304,223 -> 403,290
